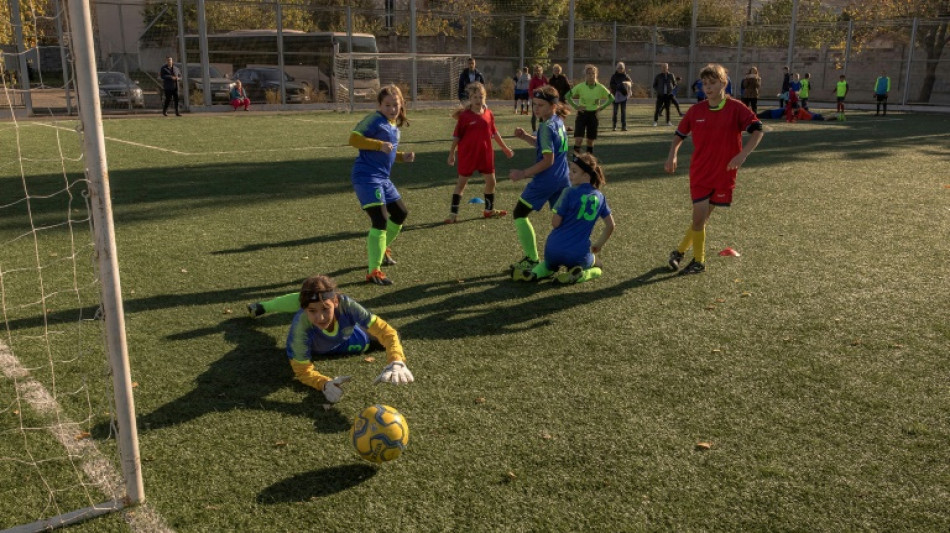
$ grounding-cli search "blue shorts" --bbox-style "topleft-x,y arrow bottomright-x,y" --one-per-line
520,179 -> 567,212
544,248 -> 594,271
353,179 -> 401,208
322,326 -> 371,355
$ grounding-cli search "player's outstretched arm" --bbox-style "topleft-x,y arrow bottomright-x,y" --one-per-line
368,316 -> 413,385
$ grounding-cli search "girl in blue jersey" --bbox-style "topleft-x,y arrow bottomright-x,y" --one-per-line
513,152 -> 615,284
350,85 -> 415,286
507,85 -> 572,274
246,274 -> 414,404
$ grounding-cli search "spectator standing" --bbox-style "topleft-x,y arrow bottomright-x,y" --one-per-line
514,67 -> 531,114
457,57 -> 485,102
779,66 -> 790,108
528,65 -> 549,131
874,70 -> 891,116
799,72 -> 811,110
741,67 -> 761,113
548,64 -> 572,104
160,56 -> 182,117
652,63 -> 676,126
608,62 -> 632,131
834,74 -> 849,121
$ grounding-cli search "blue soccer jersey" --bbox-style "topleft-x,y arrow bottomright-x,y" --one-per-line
545,183 -> 612,267
535,115 -> 569,184
351,111 -> 399,184
521,115 -> 571,210
286,295 -> 375,362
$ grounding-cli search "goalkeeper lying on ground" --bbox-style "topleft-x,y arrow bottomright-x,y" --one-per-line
246,274 -> 413,403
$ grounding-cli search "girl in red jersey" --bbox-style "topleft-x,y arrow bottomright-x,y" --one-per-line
445,82 -> 515,223
664,63 -> 765,275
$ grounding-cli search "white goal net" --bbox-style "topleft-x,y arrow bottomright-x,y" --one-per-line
1,1 -> 145,531
333,53 -> 469,110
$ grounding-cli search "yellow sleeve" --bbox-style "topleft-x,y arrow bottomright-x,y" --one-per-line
395,152 -> 406,163
367,316 -> 405,364
349,132 -> 384,151
289,359 -> 331,391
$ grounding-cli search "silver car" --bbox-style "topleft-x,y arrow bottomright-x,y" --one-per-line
97,71 -> 145,108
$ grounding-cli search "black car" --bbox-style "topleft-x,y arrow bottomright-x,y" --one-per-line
178,64 -> 232,104
232,67 -> 310,104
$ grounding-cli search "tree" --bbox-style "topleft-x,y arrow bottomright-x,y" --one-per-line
748,0 -> 840,48
845,0 -> 950,102
1,0 -> 51,47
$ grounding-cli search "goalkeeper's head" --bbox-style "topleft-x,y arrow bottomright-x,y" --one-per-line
299,275 -> 338,309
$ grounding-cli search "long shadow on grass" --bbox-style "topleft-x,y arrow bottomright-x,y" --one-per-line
356,267 -> 676,341
211,221 -> 447,255
257,464 -> 377,503
92,315 -> 352,437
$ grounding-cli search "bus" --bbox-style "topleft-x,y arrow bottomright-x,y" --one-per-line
183,30 -> 380,101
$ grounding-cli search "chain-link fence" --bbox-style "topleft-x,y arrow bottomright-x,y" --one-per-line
2,0 -> 948,115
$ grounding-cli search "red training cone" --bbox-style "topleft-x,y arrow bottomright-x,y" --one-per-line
719,247 -> 741,257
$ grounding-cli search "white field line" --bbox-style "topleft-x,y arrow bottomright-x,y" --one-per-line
0,340 -> 172,533
32,121 -> 326,156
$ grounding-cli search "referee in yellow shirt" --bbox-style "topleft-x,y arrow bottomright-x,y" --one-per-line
565,64 -> 614,154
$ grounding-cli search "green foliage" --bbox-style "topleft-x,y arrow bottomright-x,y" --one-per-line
0,0 -> 50,46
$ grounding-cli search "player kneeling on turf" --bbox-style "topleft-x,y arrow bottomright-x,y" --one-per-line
247,274 -> 413,403
513,152 -> 615,284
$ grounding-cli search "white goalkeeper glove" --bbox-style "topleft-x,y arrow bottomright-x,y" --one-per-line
321,376 -> 351,403
374,361 -> 414,385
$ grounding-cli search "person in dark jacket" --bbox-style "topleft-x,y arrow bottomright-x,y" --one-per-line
160,57 -> 182,117
652,63 -> 676,126
548,64 -> 572,104
457,57 -> 485,102
608,62 -> 633,131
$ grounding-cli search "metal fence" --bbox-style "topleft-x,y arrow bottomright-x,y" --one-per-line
2,0 -> 948,115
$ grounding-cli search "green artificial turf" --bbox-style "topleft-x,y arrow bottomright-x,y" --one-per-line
1,104 -> 948,531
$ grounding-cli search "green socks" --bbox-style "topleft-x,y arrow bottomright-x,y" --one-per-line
367,228 -> 386,272
514,217 -> 539,261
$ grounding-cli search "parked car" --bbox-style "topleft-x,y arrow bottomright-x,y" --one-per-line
178,63 -> 232,104
232,67 -> 310,104
97,71 -> 144,108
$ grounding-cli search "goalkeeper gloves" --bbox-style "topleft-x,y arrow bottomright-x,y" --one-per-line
321,376 -> 351,403
374,361 -> 414,385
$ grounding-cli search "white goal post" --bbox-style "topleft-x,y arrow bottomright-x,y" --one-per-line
0,0 -> 144,530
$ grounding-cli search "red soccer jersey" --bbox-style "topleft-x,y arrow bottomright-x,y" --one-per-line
528,75 -> 548,92
675,97 -> 760,189
453,108 -> 498,176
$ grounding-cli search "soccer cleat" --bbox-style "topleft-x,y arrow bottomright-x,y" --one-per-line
668,250 -> 684,271
678,259 -> 706,275
246,302 -> 265,317
666,121 -> 673,126
444,213 -> 458,224
511,268 -> 539,282
366,269 -> 393,285
555,266 -> 585,285
653,121 -> 658,127
483,209 -> 508,219
509,256 -> 538,273
381,247 -> 397,266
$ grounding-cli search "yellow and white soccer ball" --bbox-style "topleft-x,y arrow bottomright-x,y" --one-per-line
350,404 -> 409,463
